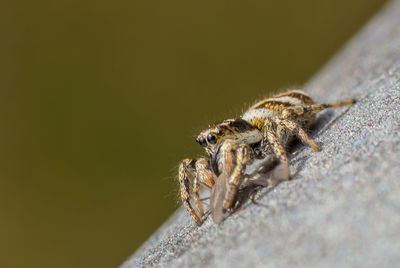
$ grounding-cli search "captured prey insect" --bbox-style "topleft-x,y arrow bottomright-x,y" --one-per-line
178,90 -> 355,224
209,153 -> 291,223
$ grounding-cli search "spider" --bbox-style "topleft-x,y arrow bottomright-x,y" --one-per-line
178,90 -> 355,224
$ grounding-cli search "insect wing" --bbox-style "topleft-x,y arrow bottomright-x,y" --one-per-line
210,173 -> 230,224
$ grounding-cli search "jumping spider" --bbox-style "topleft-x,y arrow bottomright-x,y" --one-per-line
179,90 -> 355,224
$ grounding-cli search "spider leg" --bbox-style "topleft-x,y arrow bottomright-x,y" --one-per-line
179,158 -> 201,225
281,99 -> 355,119
263,126 -> 289,165
276,118 -> 321,151
219,140 -> 251,211
193,158 -> 215,217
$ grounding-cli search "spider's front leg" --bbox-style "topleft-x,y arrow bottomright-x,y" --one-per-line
179,157 -> 215,225
179,159 -> 200,224
193,158 -> 215,215
216,140 -> 252,211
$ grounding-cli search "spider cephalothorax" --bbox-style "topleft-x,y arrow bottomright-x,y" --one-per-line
196,119 -> 261,155
195,119 -> 262,175
179,90 -> 355,224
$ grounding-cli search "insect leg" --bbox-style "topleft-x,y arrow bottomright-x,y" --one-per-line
276,118 -> 321,151
281,99 -> 355,119
178,158 -> 201,225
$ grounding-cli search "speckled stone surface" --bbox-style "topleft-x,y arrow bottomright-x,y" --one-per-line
122,1 -> 400,267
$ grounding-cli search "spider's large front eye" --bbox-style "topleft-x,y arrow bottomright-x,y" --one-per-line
207,133 -> 217,144
198,137 -> 207,147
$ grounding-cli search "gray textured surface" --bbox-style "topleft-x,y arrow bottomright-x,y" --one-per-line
122,1 -> 400,267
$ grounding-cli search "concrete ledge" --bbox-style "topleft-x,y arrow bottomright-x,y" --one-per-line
122,1 -> 400,267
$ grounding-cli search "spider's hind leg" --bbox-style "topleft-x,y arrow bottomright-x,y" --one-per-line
281,99 -> 355,119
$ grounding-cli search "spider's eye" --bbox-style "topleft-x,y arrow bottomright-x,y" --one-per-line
207,133 -> 217,144
198,137 -> 207,147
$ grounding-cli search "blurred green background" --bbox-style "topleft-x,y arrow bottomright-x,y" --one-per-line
0,0 -> 387,267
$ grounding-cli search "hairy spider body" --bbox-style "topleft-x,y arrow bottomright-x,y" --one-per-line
179,90 -> 355,224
